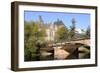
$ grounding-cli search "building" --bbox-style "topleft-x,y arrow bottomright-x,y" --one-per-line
45,19 -> 65,42
37,16 -> 65,42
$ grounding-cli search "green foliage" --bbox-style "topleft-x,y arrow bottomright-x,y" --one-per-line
24,21 -> 46,61
69,18 -> 76,40
81,26 -> 90,39
85,26 -> 90,39
55,26 -> 69,42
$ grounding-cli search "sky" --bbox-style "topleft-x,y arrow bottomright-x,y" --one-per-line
24,11 -> 90,30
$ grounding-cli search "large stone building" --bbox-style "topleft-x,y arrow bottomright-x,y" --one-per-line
45,19 -> 65,41
37,16 -> 65,42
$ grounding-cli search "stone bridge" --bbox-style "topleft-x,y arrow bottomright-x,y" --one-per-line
40,39 -> 90,60
69,39 -> 90,46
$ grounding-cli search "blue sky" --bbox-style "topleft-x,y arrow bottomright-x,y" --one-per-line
24,11 -> 90,30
